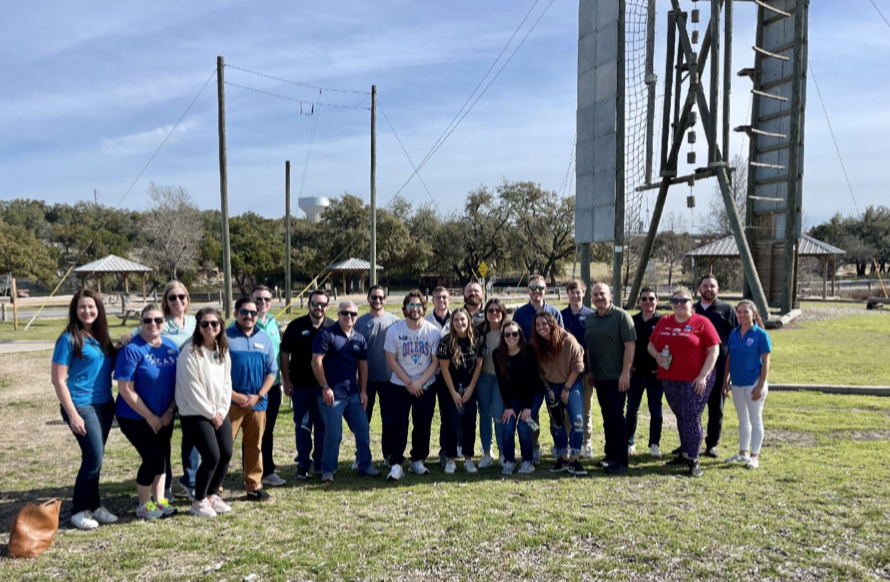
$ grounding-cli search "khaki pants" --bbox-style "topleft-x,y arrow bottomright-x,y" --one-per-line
229,404 -> 266,492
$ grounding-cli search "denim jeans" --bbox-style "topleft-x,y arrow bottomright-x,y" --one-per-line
548,380 -> 585,456
476,371 -> 504,454
626,373 -> 664,447
501,395 -> 541,463
291,388 -> 324,472
61,401 -> 114,515
594,379 -> 629,467
316,393 -> 374,474
261,384 -> 281,476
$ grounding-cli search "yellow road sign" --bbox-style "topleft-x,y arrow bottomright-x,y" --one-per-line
478,260 -> 489,278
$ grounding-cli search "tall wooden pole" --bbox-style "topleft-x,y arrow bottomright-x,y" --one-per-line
580,244 -> 591,308
370,85 -> 378,286
613,0 -> 626,304
217,56 -> 233,318
10,277 -> 18,331
285,160 -> 292,314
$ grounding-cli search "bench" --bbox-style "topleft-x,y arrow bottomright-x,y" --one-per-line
120,304 -> 147,326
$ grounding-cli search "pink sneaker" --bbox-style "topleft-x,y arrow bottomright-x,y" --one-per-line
208,495 -> 231,514
189,498 -> 217,518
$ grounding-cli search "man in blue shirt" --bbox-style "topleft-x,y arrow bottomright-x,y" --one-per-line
561,279 -> 596,459
311,301 -> 379,483
226,297 -> 278,500
512,274 -> 565,341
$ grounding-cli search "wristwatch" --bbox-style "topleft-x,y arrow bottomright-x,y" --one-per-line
322,383 -> 331,391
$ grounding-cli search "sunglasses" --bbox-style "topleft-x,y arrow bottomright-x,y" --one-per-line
253,296 -> 272,303
503,331 -> 521,338
640,297 -> 657,303
142,317 -> 165,325
406,302 -> 423,310
239,309 -> 258,317
310,300 -> 329,308
340,311 -> 358,318
487,307 -> 503,314
528,285 -> 546,292
670,298 -> 691,305
369,295 -> 385,301
200,320 -> 221,329
167,294 -> 187,302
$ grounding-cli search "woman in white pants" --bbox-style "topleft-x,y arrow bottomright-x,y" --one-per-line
722,299 -> 772,469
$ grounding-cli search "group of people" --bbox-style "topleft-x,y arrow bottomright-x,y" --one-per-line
51,274 -> 771,530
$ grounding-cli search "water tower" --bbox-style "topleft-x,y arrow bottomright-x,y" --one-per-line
298,197 -> 330,222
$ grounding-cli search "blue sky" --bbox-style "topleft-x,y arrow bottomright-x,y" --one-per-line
1,1 -> 887,230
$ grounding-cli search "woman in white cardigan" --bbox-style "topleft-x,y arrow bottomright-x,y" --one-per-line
175,308 -> 233,518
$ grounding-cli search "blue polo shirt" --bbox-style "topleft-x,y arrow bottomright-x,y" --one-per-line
313,324 -> 368,400
561,305 -> 594,373
52,333 -> 114,406
227,325 -> 278,411
512,302 -> 565,341
114,335 -> 179,419
727,325 -> 772,387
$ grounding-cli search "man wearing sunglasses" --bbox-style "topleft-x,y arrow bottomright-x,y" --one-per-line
383,290 -> 442,480
281,289 -> 334,480
627,287 -> 664,459
226,297 -> 278,500
356,286 -> 400,462
311,301 -> 378,483
512,274 -> 564,341
693,275 -> 739,458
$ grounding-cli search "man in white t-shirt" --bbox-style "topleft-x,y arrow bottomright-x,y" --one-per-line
383,289 -> 442,481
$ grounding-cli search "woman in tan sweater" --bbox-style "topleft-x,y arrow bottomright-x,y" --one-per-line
531,312 -> 586,475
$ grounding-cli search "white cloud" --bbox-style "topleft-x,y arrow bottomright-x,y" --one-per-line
100,118 -> 201,156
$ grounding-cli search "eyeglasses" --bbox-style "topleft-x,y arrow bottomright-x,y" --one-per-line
340,311 -> 358,318
670,298 -> 691,305
640,297 -> 657,303
142,317 -> 165,325
406,302 -> 423,310
528,285 -> 545,292
199,320 -> 221,329
253,296 -> 272,303
503,331 -> 520,338
239,309 -> 258,317
167,294 -> 187,302
310,300 -> 329,308
487,307 -> 502,314
369,295 -> 385,301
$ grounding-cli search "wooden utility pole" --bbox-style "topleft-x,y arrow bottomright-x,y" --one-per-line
10,277 -> 18,331
370,85 -> 378,286
217,56 -> 233,318
285,160 -> 292,314
580,244 -> 591,308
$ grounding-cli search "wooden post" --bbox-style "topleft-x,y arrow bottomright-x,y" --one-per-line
580,243 -> 591,308
709,0 -> 720,165
613,0 -> 626,306
342,272 -> 347,297
142,274 -> 147,303
97,276 -> 102,296
1,303 -> 6,323
822,258 -> 828,299
11,277 -> 19,331
370,85 -> 378,286
285,160 -> 292,314
218,55 -> 233,319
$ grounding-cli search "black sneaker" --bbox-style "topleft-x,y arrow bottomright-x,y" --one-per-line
670,446 -> 682,455
665,455 -> 688,466
246,488 -> 271,501
604,463 -> 629,476
550,458 -> 569,473
704,447 -> 720,459
293,467 -> 309,480
567,460 -> 588,476
689,460 -> 703,478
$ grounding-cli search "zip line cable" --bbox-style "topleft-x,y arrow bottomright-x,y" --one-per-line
224,64 -> 371,94
558,134 -> 576,197
376,99 -> 436,208
25,68 -> 218,329
223,81 -> 371,110
868,0 -> 890,29
809,63 -> 861,216
298,108 -> 321,200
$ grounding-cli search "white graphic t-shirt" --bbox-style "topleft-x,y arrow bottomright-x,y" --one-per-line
383,319 -> 442,386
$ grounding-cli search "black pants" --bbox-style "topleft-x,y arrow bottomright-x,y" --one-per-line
181,415 -> 233,501
705,357 -> 727,450
118,416 -> 174,487
594,379 -> 629,468
437,380 -> 478,459
386,382 -> 437,465
365,380 -> 386,424
261,385 -> 281,476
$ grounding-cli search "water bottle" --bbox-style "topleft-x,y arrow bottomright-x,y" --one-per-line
456,383 -> 464,416
660,345 -> 673,370
546,392 -> 564,428
524,416 -> 540,432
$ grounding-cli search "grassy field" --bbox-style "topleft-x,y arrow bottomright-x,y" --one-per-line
1,305 -> 890,581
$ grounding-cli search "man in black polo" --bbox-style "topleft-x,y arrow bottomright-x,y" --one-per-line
694,275 -> 739,458
626,287 -> 664,459
280,289 -> 334,479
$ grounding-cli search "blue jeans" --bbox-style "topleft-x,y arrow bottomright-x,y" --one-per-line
626,374 -> 664,447
316,393 -> 373,474
501,395 -> 541,463
292,388 -> 324,472
548,380 -> 585,457
61,401 -> 114,515
476,372 -> 504,454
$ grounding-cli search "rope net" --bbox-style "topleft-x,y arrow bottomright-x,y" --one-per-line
624,0 -> 654,238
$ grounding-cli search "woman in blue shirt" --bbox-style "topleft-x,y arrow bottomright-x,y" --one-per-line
722,299 -> 772,470
115,304 -> 180,519
51,290 -> 117,530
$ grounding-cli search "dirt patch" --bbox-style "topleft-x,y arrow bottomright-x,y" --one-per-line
829,429 -> 890,442
763,428 -> 817,448
787,305 -> 890,327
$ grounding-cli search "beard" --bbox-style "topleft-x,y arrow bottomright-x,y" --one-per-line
700,290 -> 717,301
464,296 -> 482,307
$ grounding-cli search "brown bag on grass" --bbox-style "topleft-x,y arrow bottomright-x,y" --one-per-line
7,499 -> 62,558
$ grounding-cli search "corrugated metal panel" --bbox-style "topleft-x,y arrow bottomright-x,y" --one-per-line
327,258 -> 384,271
687,235 -> 842,258
74,254 -> 152,273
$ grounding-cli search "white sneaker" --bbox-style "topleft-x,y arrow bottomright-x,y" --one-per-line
517,461 -> 536,474
189,499 -> 217,518
628,444 -> 637,456
649,444 -> 662,458
208,495 -> 231,514
463,459 -> 478,474
71,510 -> 99,530
581,443 -> 594,459
409,461 -> 429,475
387,464 -> 404,481
746,457 -> 760,470
444,460 -> 456,474
501,461 -> 515,475
478,454 -> 493,469
726,453 -> 751,464
261,473 -> 286,487
135,502 -> 164,520
91,506 -> 118,524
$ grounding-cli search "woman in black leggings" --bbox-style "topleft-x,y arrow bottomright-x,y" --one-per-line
175,308 -> 234,518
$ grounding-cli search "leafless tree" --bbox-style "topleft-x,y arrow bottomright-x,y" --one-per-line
140,182 -> 202,281
705,154 -> 748,235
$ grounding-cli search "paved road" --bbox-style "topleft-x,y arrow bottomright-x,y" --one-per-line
0,340 -> 56,354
